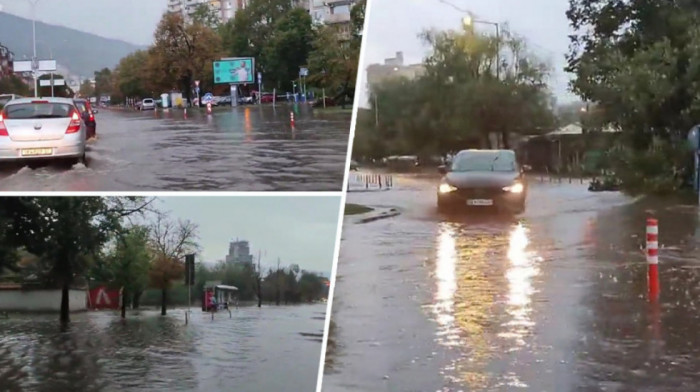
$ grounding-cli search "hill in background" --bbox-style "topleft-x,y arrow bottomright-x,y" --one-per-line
0,11 -> 147,79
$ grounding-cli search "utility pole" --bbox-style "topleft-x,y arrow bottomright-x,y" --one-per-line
257,250 -> 262,308
30,0 -> 39,97
276,258 -> 281,306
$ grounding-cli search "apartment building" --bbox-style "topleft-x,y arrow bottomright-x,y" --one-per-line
168,0 -> 243,23
225,240 -> 255,265
366,51 -> 426,88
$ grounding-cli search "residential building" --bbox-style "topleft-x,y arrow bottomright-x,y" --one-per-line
225,239 -> 254,265
366,51 -> 425,88
168,0 -> 245,24
0,43 -> 14,79
309,0 -> 357,39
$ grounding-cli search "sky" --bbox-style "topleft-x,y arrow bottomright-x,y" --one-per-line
359,0 -> 578,106
152,196 -> 341,276
0,0 -> 167,46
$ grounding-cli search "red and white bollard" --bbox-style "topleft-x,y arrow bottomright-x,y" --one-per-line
290,111 -> 295,129
646,218 -> 660,298
207,102 -> 212,115
184,107 -> 188,119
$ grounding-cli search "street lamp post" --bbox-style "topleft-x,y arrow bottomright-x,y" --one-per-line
462,14 -> 501,80
29,0 -> 40,97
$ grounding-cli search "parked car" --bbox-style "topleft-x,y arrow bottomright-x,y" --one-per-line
436,149 -> 528,214
260,93 -> 275,103
238,96 -> 254,105
141,98 -> 156,110
73,98 -> 96,139
0,97 -> 87,164
0,94 -> 23,109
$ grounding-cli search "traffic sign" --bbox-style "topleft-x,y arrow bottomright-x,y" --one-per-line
299,67 -> 309,77
202,93 -> 214,103
195,86 -> 200,94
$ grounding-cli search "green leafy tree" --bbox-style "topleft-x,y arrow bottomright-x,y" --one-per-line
0,75 -> 31,97
354,25 -> 554,160
191,4 -> 222,30
262,8 -> 313,90
112,50 -> 150,101
147,12 -> 223,104
108,225 -> 152,318
93,68 -> 113,98
566,1 -> 700,193
306,0 -> 364,105
0,197 -> 151,323
37,74 -> 73,98
79,79 -> 94,97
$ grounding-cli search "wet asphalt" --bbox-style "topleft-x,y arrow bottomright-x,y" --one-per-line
325,173 -> 700,391
0,304 -> 327,392
0,105 -> 350,191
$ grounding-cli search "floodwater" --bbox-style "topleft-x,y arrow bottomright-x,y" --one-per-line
0,105 -> 350,191
325,173 -> 700,391
0,304 -> 326,392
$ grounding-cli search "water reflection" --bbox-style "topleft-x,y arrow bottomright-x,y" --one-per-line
434,225 -> 459,346
501,223 -> 541,348
433,221 -> 541,388
244,107 -> 253,142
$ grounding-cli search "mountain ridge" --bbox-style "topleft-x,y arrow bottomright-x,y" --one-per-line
0,12 -> 147,78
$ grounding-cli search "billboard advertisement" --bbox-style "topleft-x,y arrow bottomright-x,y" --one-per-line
213,58 -> 255,84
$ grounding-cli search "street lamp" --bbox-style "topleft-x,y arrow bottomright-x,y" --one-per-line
28,0 -> 40,97
462,13 -> 501,80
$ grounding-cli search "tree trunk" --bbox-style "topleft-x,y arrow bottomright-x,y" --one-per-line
60,283 -> 70,324
161,288 -> 167,316
502,131 -> 510,149
121,289 -> 127,319
257,278 -> 262,308
133,291 -> 142,309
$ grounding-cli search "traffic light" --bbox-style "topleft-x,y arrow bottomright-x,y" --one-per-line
185,254 -> 195,285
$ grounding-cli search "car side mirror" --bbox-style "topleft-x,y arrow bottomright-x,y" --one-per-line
438,165 -> 448,175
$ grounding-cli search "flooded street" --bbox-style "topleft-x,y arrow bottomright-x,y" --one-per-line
0,304 -> 326,392
0,106 -> 350,191
325,173 -> 700,391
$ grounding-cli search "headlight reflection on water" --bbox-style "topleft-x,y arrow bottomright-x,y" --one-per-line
433,221 -> 542,388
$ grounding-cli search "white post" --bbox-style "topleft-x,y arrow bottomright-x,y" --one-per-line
31,0 -> 39,97
273,88 -> 276,107
322,88 -> 326,109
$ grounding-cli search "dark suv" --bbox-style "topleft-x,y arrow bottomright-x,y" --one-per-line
73,98 -> 96,139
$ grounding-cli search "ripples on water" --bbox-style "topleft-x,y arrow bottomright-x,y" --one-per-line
0,304 -> 326,392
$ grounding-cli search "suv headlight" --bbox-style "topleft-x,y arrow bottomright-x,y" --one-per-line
439,183 -> 457,193
503,182 -> 524,193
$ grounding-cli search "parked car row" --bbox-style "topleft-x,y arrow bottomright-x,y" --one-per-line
0,95 -> 99,165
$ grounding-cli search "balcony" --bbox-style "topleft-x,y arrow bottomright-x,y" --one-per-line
323,12 -> 350,24
325,0 -> 354,6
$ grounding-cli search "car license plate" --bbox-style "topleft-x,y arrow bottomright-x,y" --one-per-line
467,199 -> 493,206
21,148 -> 53,157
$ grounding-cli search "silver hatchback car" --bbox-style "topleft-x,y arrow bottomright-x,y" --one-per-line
0,97 -> 86,164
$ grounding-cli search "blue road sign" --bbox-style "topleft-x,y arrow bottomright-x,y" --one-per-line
202,93 -> 214,103
195,87 -> 200,94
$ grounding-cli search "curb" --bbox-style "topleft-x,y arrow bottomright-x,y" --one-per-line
356,208 -> 401,224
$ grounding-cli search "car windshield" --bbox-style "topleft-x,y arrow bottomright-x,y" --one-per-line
75,102 -> 88,114
4,103 -> 73,119
451,152 -> 516,172
143,99 -> 153,103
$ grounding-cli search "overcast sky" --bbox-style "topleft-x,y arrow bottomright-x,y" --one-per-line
0,0 -> 167,46
359,0 -> 578,105
153,196 -> 341,276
